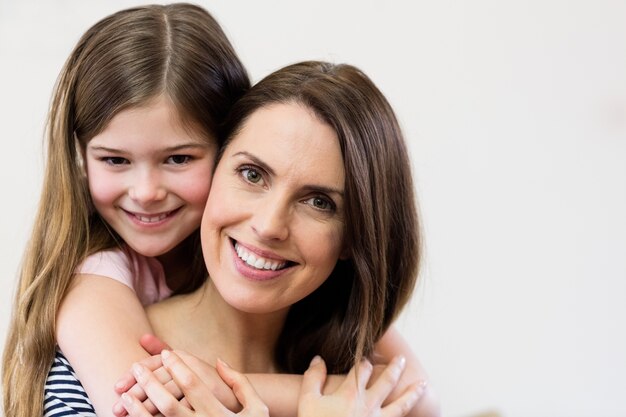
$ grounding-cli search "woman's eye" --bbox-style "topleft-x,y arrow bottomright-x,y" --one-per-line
166,155 -> 191,165
241,167 -> 263,184
102,157 -> 129,166
305,196 -> 335,212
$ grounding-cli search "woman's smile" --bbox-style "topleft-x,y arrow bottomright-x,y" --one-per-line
233,240 -> 291,271
201,101 -> 345,314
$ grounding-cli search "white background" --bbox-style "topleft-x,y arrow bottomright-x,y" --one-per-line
1,1 -> 625,417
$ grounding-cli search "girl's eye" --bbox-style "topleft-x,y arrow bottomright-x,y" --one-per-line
241,167 -> 264,185
166,155 -> 191,165
102,157 -> 129,166
304,196 -> 335,212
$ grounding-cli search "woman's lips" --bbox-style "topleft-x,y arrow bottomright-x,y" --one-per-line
230,239 -> 295,281
234,242 -> 288,271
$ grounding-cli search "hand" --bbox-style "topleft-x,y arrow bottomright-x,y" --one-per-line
113,352 -> 179,417
141,334 -> 171,355
113,351 -> 238,416
114,334 -> 172,396
298,355 -> 426,417
121,350 -> 269,417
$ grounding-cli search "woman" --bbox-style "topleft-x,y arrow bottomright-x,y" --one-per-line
119,61 -> 439,417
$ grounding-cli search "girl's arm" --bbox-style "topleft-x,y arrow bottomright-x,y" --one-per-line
122,351 -> 269,417
114,327 -> 438,417
122,351 -> 424,417
56,274 -> 168,417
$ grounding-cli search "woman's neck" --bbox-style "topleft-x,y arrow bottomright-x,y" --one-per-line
146,280 -> 288,373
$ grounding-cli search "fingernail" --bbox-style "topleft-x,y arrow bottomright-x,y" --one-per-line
414,380 -> 428,396
131,363 -> 143,379
217,357 -> 231,368
112,401 -> 123,414
396,355 -> 406,369
161,349 -> 170,361
121,392 -> 131,405
310,355 -> 322,366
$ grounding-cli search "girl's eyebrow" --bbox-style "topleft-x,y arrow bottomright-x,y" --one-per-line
232,151 -> 344,197
88,143 -> 209,153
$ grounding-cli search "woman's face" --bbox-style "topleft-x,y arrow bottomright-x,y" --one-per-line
201,102 -> 346,314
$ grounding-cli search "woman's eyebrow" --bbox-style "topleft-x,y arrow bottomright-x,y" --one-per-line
232,151 -> 343,197
301,185 -> 344,198
232,151 -> 275,176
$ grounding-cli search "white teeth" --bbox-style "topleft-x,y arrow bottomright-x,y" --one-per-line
135,212 -> 169,223
234,242 -> 287,271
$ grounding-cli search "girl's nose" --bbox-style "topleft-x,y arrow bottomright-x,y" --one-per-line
128,170 -> 167,204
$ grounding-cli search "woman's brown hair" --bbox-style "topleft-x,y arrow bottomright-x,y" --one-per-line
220,61 -> 420,373
2,4 -> 249,417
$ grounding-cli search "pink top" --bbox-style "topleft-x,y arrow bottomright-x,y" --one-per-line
76,246 -> 172,306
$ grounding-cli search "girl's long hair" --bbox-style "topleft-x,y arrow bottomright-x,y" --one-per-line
2,4 -> 249,417
220,61 -> 421,374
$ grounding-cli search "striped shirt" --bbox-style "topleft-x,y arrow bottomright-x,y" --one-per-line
44,350 -> 96,417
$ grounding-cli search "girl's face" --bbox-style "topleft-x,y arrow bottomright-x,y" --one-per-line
85,95 -> 216,258
201,102 -> 346,314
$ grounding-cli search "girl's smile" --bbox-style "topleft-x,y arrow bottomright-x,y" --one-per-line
86,96 -> 217,258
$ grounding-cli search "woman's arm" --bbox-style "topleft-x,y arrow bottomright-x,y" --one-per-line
56,274 -> 159,417
372,327 -> 441,417
298,355 -> 425,417
249,327 -> 440,417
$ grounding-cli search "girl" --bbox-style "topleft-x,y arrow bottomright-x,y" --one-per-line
2,4 -> 249,417
117,61 -> 439,417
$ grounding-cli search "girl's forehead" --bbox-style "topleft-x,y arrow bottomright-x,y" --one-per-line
87,97 -> 214,150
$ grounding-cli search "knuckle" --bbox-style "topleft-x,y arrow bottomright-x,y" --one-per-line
253,403 -> 270,417
231,370 -> 248,385
260,404 -> 270,414
400,400 -> 412,416
158,397 -> 180,416
381,368 -> 400,385
176,372 -> 198,391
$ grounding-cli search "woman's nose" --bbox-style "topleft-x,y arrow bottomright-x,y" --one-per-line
251,197 -> 289,241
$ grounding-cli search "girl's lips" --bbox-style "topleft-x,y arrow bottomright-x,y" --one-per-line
123,207 -> 181,226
